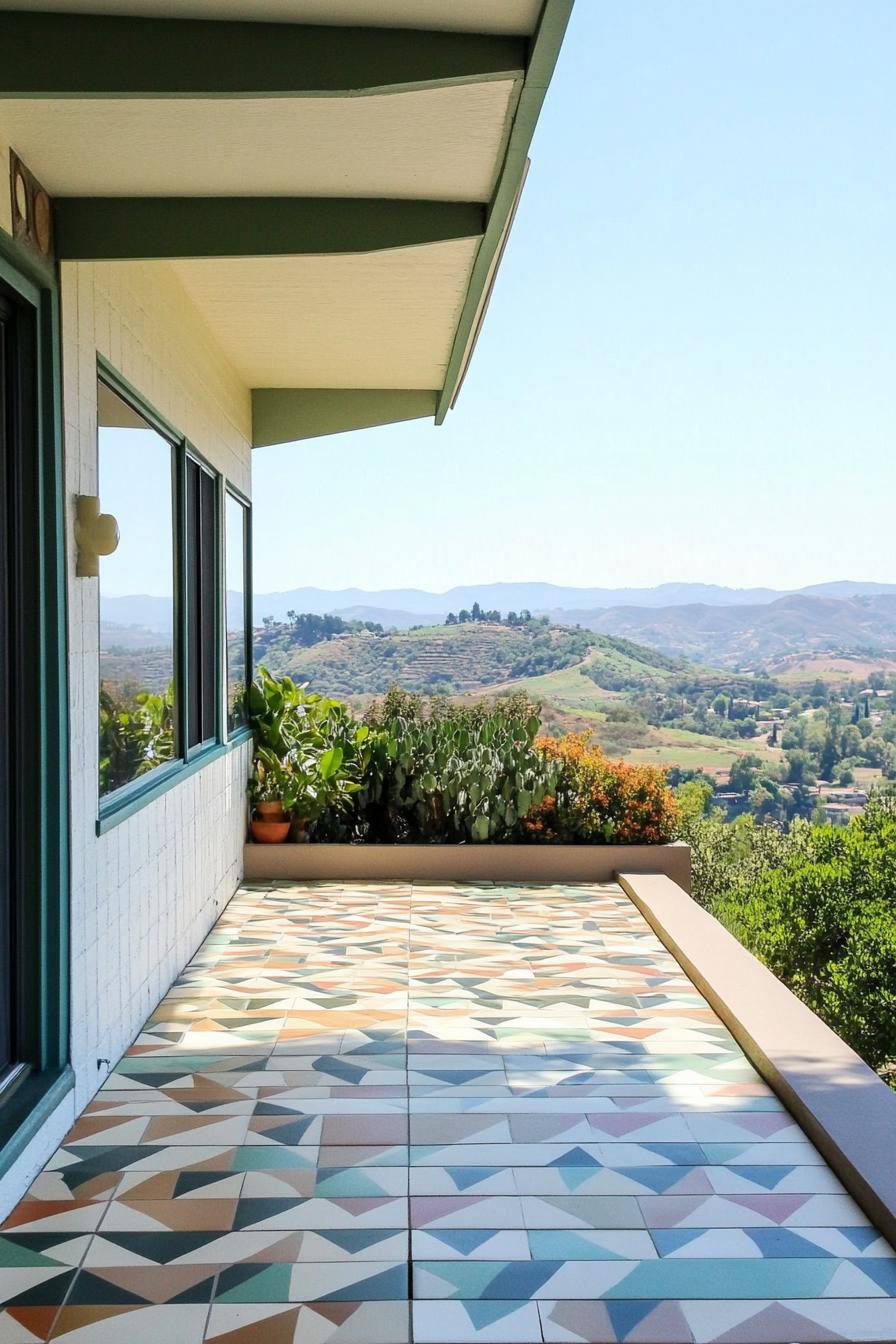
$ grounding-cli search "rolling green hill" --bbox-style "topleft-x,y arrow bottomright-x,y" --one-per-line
255,620 -> 592,697
254,619 -> 786,780
488,649 -> 780,776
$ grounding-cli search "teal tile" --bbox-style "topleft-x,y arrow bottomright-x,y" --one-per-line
605,1257 -> 840,1299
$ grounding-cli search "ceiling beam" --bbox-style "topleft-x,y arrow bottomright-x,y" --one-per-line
54,197 -> 485,262
436,0 -> 574,423
252,389 -> 437,447
0,12 -> 526,98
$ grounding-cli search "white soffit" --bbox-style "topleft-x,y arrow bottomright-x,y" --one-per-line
0,82 -> 516,200
168,238 -> 480,389
0,1 -> 541,35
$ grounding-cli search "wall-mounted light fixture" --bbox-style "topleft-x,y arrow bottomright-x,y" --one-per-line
75,495 -> 119,578
10,150 -> 53,264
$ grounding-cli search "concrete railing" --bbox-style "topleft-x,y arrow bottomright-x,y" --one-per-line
619,870 -> 896,1251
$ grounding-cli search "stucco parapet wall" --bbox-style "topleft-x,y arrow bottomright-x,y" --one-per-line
244,841 -> 690,890
618,870 -> 896,1250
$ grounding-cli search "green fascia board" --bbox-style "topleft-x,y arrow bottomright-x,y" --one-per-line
54,198 -> 485,262
252,389 -> 438,447
0,13 -> 525,98
436,0 -> 575,423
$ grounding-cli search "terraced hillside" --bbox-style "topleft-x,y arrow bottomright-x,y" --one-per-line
256,621 -> 592,698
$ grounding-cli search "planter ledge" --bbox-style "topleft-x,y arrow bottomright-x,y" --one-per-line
243,841 -> 690,892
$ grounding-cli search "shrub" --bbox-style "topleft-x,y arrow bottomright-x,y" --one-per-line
522,733 -> 679,844
676,809 -> 797,911
352,688 -> 557,843
248,666 -> 369,825
710,794 -> 896,1078
248,676 -> 678,846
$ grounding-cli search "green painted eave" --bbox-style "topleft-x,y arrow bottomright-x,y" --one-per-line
0,13 -> 526,98
252,389 -> 438,447
435,0 -> 575,423
54,198 -> 485,263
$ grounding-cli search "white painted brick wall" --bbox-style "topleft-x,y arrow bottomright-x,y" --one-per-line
0,223 -> 256,1213
64,260 -> 253,1108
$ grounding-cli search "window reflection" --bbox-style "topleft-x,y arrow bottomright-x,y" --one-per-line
97,377 -> 176,796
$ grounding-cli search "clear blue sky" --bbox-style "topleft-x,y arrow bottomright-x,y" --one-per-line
253,1 -> 896,595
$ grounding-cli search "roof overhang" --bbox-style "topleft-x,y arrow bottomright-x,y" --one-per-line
0,1 -> 573,445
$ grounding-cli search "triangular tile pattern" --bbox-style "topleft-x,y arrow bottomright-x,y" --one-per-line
2,880 -> 895,1342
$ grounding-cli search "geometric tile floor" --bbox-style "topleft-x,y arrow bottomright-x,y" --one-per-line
2,880 -> 896,1343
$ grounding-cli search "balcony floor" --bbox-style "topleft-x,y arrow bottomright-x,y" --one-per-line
2,880 -> 896,1343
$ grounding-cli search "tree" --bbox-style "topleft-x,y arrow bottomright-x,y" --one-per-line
819,727 -> 839,781
728,753 -> 763,794
748,782 -> 781,821
785,748 -> 817,786
445,612 -> 457,625
675,778 -> 714,822
712,795 -> 896,1076
470,601 -> 482,622
457,609 -> 470,624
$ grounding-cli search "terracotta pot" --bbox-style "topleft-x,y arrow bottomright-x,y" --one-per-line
250,819 -> 291,844
255,800 -> 286,822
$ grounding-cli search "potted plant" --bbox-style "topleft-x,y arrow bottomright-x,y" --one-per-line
248,751 -> 293,843
247,667 -> 369,843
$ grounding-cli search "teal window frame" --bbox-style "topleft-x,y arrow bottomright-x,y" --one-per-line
180,446 -> 222,760
96,359 -> 230,831
0,232 -> 73,1177
224,480 -> 253,744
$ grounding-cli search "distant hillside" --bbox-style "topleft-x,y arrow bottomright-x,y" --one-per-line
105,580 -> 896,634
250,579 -> 896,625
577,594 -> 896,666
255,621 -> 593,697
252,618 -> 789,782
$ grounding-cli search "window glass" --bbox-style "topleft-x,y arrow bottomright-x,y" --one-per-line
98,377 -> 176,796
225,492 -> 249,732
185,456 -> 219,748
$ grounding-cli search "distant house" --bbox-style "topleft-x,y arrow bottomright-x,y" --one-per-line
714,791 -> 749,818
822,802 -> 864,826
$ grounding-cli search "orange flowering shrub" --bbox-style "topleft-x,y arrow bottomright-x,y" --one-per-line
522,734 -> 678,844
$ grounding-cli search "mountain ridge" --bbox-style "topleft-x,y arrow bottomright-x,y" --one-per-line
100,582 -> 896,667
581,593 -> 896,666
247,579 -> 896,625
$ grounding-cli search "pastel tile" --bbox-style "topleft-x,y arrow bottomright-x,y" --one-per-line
412,1230 -> 531,1261
1,879 -> 891,1343
205,1300 -> 411,1343
413,1299 -> 542,1343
